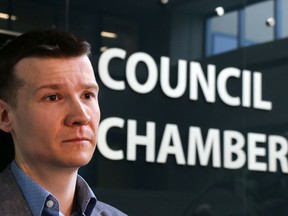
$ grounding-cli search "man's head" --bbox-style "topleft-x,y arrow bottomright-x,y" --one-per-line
0,30 -> 100,171
0,29 -> 91,106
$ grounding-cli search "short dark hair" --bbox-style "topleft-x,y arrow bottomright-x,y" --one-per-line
0,29 -> 91,106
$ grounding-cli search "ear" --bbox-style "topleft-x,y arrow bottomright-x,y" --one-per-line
0,99 -> 13,133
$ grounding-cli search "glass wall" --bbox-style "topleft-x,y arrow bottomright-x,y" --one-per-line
278,0 -> 288,38
206,0 -> 287,56
206,11 -> 238,55
0,0 -> 288,215
244,0 -> 274,46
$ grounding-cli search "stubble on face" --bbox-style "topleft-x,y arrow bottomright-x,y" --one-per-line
10,56 -> 100,173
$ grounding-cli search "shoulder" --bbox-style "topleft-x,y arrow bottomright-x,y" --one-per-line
0,166 -> 14,194
95,200 -> 128,216
0,166 -> 31,216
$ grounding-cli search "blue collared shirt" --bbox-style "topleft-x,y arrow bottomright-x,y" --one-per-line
11,161 -> 96,216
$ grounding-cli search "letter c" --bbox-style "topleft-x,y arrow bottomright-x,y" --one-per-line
98,117 -> 125,160
98,48 -> 126,90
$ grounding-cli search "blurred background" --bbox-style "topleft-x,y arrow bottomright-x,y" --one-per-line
0,0 -> 288,215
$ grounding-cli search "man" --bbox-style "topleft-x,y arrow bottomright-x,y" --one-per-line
0,29 -> 127,216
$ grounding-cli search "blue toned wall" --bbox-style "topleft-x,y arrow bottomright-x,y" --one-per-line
0,0 -> 288,215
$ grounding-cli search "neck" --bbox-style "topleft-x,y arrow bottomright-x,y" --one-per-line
16,160 -> 79,215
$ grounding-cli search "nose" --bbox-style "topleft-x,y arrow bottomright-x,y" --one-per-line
64,99 -> 91,127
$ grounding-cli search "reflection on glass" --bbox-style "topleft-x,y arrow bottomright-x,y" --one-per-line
244,0 -> 274,46
278,0 -> 288,38
206,11 -> 238,56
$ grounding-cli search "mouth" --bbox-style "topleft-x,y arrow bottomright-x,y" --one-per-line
63,137 -> 91,143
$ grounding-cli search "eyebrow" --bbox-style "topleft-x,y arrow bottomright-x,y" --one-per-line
34,83 -> 99,94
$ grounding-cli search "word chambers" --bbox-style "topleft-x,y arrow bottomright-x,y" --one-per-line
96,49 -> 279,173
98,117 -> 288,174
98,48 -> 272,110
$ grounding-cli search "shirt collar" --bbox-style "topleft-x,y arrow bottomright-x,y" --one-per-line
75,175 -> 97,215
11,161 -> 97,216
11,160 -> 51,216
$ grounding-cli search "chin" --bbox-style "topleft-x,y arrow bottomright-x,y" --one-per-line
62,154 -> 94,168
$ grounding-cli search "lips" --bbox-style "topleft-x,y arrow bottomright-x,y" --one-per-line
62,130 -> 95,144
63,137 -> 91,143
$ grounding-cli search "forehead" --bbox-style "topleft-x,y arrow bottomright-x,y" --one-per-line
14,56 -> 96,86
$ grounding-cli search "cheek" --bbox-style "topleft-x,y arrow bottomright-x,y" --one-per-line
11,109 -> 54,154
93,108 -> 101,128
12,108 -> 34,133
16,108 -> 61,137
89,102 -> 101,121
89,108 -> 100,139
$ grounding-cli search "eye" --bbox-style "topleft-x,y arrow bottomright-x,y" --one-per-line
44,94 -> 60,102
83,92 -> 95,100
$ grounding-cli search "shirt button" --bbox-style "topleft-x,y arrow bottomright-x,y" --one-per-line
46,200 -> 54,208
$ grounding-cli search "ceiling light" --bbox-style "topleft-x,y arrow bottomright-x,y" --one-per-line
100,46 -> 108,52
215,6 -> 225,16
0,12 -> 17,21
266,17 -> 275,27
160,0 -> 169,4
101,31 -> 117,39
